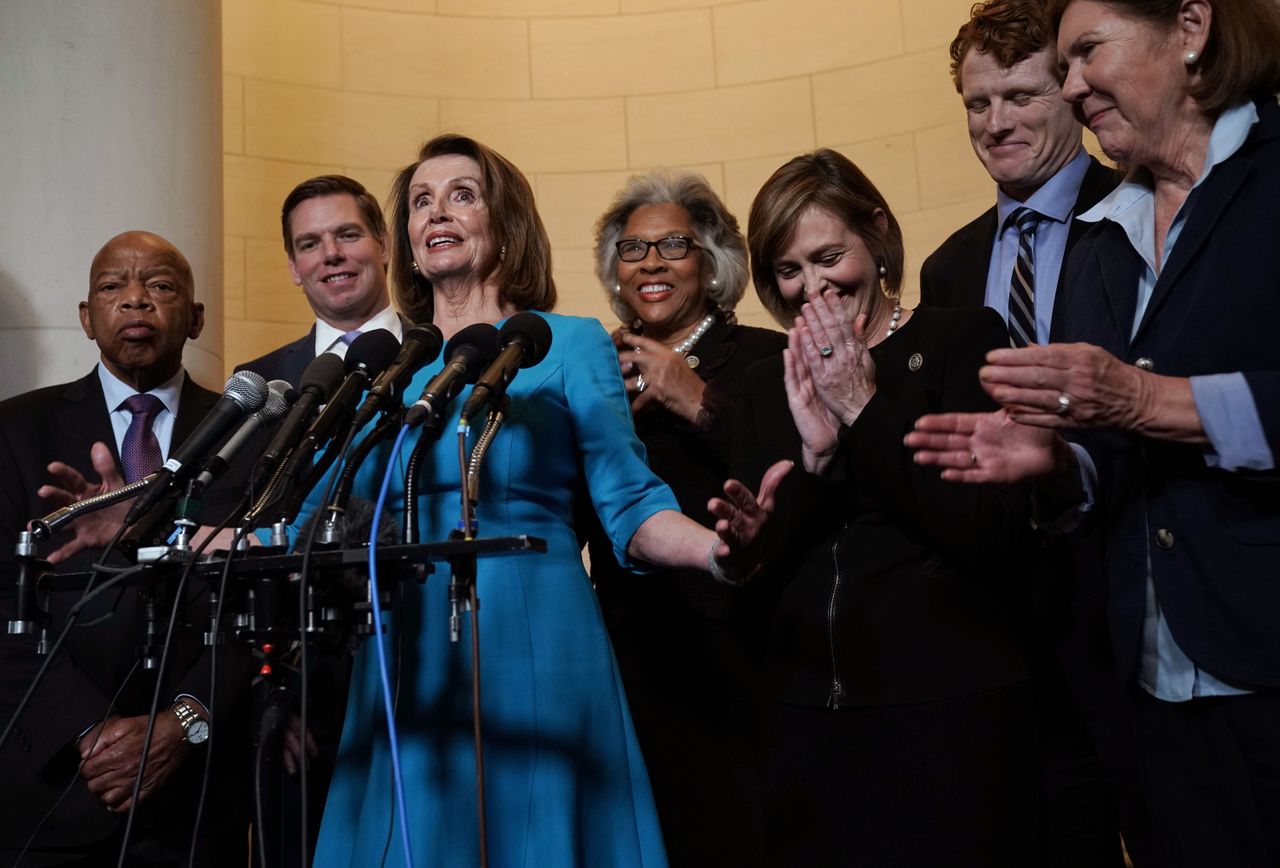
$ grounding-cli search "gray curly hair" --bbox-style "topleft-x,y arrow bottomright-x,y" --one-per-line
593,170 -> 749,324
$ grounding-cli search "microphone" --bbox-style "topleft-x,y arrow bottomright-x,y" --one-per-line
191,379 -> 296,494
404,323 -> 502,429
459,312 -> 553,423
349,324 -> 444,430
255,353 -> 347,481
123,371 -> 268,524
272,329 -> 401,485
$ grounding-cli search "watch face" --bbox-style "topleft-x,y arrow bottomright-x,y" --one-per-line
186,719 -> 211,745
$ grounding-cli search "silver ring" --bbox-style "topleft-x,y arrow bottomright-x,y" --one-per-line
818,344 -> 834,358
970,452 -> 979,468
1056,393 -> 1071,415
636,375 -> 647,393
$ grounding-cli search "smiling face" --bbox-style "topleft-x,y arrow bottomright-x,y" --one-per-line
772,205 -> 886,323
961,47 -> 1083,200
286,193 -> 390,331
1058,0 -> 1202,169
615,203 -> 708,338
406,154 -> 499,289
79,231 -> 204,390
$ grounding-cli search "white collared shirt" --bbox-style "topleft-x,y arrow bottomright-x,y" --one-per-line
313,307 -> 404,359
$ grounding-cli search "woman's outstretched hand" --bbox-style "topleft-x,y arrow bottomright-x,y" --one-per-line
904,409 -> 1064,484
707,459 -> 793,579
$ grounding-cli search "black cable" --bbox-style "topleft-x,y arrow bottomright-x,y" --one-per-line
10,658 -> 140,868
292,423 -> 360,868
115,506 -> 236,868
188,517 -> 254,868
0,522 -> 131,753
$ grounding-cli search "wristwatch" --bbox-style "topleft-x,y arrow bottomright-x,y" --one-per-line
171,700 -> 210,745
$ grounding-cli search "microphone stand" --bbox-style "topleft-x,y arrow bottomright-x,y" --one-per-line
450,393 -> 509,868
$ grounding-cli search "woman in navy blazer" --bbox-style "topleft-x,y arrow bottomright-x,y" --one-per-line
910,1 -> 1280,864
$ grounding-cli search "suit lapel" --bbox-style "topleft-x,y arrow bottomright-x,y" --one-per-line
175,372 -> 219,448
1133,158 -> 1250,341
1091,225 -> 1143,349
953,209 -> 997,308
60,370 -> 121,469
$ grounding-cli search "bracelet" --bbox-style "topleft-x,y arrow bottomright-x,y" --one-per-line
706,539 -> 760,586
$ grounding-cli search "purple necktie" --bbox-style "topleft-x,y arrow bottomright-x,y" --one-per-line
341,329 -> 362,346
120,393 -> 165,484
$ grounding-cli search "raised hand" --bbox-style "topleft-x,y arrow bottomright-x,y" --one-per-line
613,329 -> 707,422
794,292 -> 877,427
707,459 -> 793,578
36,441 -> 132,563
905,409 -> 1063,484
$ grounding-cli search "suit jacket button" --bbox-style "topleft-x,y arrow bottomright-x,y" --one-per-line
1135,357 -> 1154,371
1155,528 -> 1175,549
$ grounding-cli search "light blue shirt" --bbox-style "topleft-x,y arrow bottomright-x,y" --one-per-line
96,363 -> 185,459
1076,100 -> 1270,701
984,148 -> 1092,344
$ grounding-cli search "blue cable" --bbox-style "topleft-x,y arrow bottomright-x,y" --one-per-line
369,422 -> 415,868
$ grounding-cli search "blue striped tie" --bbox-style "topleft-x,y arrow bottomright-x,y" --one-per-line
1007,207 -> 1040,348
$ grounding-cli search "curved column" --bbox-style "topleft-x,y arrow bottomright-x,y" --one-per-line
0,0 -> 223,398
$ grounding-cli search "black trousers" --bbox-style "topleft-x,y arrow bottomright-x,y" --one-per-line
760,682 -> 1038,868
1130,688 -> 1280,868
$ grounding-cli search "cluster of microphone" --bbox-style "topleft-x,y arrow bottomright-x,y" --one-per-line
29,313 -> 554,542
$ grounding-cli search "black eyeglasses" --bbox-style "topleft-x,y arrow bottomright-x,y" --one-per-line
616,235 -> 698,262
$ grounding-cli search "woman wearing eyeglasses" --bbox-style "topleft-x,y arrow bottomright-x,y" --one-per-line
588,171 -> 785,868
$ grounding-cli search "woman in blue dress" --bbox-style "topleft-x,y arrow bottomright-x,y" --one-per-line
313,134 -> 787,868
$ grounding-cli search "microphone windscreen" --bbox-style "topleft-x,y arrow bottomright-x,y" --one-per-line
261,380 -> 296,421
445,322 -> 503,382
300,352 -> 347,397
346,329 -> 401,376
225,369 -> 268,413
500,312 -> 553,368
401,325 -> 445,373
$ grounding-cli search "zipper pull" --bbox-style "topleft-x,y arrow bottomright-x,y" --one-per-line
826,678 -> 844,710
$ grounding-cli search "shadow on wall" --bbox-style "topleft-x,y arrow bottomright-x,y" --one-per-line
0,265 -> 101,401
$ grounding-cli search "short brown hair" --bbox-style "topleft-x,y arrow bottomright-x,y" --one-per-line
281,175 -> 387,256
1049,0 -> 1280,113
747,149 -> 904,328
950,0 -> 1055,92
388,134 -> 555,324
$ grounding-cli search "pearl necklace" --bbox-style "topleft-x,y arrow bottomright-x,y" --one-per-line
671,314 -> 717,356
884,303 -> 902,337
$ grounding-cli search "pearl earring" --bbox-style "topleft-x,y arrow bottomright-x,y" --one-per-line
1184,50 -> 1199,65
613,283 -> 621,295
499,245 -> 507,261
709,277 -> 719,289
878,262 -> 887,277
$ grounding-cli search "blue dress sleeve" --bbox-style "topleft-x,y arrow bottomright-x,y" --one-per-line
558,316 -> 680,567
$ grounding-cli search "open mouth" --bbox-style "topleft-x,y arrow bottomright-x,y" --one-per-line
426,234 -> 462,250
637,283 -> 674,302
322,272 -> 357,284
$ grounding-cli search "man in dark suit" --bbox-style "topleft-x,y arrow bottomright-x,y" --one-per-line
238,175 -> 402,386
0,231 -> 248,866
917,3 -> 1154,867
236,175 -> 402,868
920,0 -> 1117,334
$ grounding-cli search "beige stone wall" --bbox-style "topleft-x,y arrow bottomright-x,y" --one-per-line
222,0 -> 1092,372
